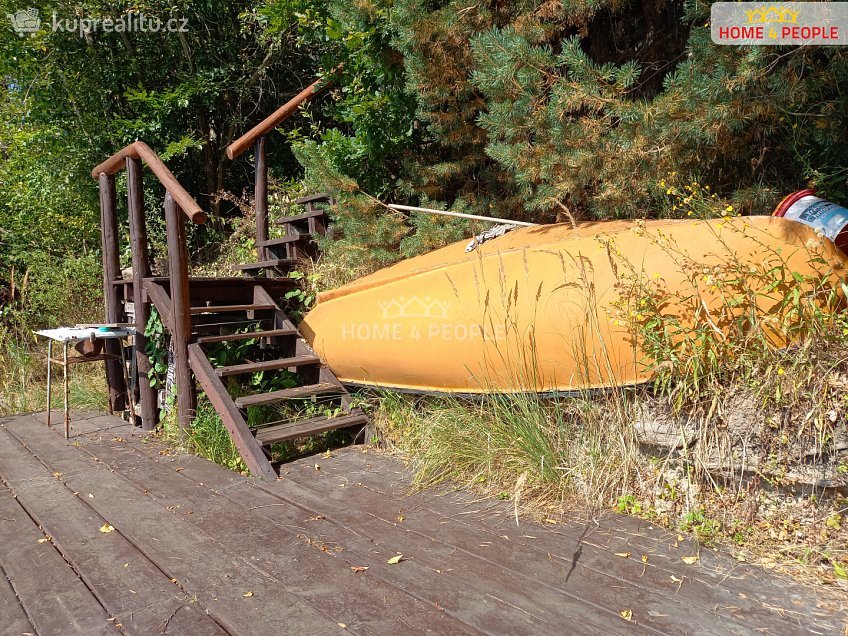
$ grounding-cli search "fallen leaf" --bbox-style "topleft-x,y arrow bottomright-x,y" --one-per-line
243,591 -> 254,597
37,538 -> 49,544
338,623 -> 346,629
387,554 -> 403,564
99,524 -> 114,533
543,518 -> 557,524
641,554 -> 648,563
52,472 -> 62,479
397,515 -> 405,523
670,575 -> 682,583
350,566 -> 369,573
681,555 -> 699,565
88,493 -> 94,498
175,467 -> 184,472
677,534 -> 685,542
314,464 -> 321,471
614,551 -> 631,558
619,609 -> 633,621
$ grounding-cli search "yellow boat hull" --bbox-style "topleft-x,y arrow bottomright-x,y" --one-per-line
300,217 -> 847,393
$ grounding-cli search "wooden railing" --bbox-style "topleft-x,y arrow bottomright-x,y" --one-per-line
226,75 -> 334,262
92,141 -> 206,433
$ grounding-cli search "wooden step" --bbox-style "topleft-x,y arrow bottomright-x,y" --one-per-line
257,234 -> 307,247
192,319 -> 264,333
190,303 -> 275,315
294,192 -> 331,205
235,382 -> 345,409
215,355 -> 321,378
197,328 -> 298,345
233,258 -> 298,271
273,209 -> 326,225
255,412 -> 368,446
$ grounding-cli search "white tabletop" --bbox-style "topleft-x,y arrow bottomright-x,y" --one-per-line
34,327 -> 135,343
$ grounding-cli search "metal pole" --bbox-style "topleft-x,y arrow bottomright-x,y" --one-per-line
386,203 -> 538,227
46,340 -> 52,428
63,341 -> 69,440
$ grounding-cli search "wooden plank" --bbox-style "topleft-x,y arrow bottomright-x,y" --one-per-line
197,327 -> 298,345
255,413 -> 368,446
3,417 -> 340,636
273,208 -> 327,225
319,449 -> 843,633
165,192 -> 195,431
189,303 -> 275,315
143,281 -> 175,333
188,344 -> 276,480
255,136 -> 269,262
239,481 -> 633,633
98,172 -> 128,413
235,382 -> 343,408
233,258 -> 298,271
294,192 -> 331,205
260,458 -> 746,635
100,436 -> 633,635
215,354 -> 320,378
0,485 -> 115,635
289,454 -> 797,635
126,155 -> 157,430
0,426 -> 227,635
0,562 -> 34,635
80,432 -> 635,635
74,435 -> 481,636
92,142 -> 206,224
226,77 -> 332,160
257,233 -> 307,247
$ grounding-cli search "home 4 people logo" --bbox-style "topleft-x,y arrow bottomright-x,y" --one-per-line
7,7 -> 40,35
711,2 -> 848,45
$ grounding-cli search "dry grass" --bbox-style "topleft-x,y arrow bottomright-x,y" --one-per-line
370,221 -> 848,590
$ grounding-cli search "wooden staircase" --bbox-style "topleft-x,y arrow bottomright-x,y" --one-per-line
95,78 -> 364,480
234,193 -> 330,277
145,276 -> 366,479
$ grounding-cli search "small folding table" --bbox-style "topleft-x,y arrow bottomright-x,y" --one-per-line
34,326 -> 136,439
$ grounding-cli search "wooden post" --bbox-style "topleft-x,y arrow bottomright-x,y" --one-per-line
254,136 -> 268,262
126,157 -> 158,430
98,173 -> 128,412
164,192 -> 195,433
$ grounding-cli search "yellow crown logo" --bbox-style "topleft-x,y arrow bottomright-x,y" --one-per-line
745,5 -> 800,24
378,296 -> 452,319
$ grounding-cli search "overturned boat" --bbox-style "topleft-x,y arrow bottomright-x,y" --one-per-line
300,215 -> 848,394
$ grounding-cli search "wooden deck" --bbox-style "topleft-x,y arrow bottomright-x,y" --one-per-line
0,412 -> 844,635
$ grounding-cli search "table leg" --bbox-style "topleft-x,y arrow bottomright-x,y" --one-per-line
119,338 -> 137,426
63,341 -> 69,440
46,340 -> 53,428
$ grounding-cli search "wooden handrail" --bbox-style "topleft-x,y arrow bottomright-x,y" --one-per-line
226,74 -> 334,160
91,141 -> 207,224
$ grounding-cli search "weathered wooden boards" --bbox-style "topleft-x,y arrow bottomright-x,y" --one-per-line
0,411 -> 845,635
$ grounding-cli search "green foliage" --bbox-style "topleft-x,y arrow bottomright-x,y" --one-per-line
162,396 -> 248,474
144,308 -> 168,389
